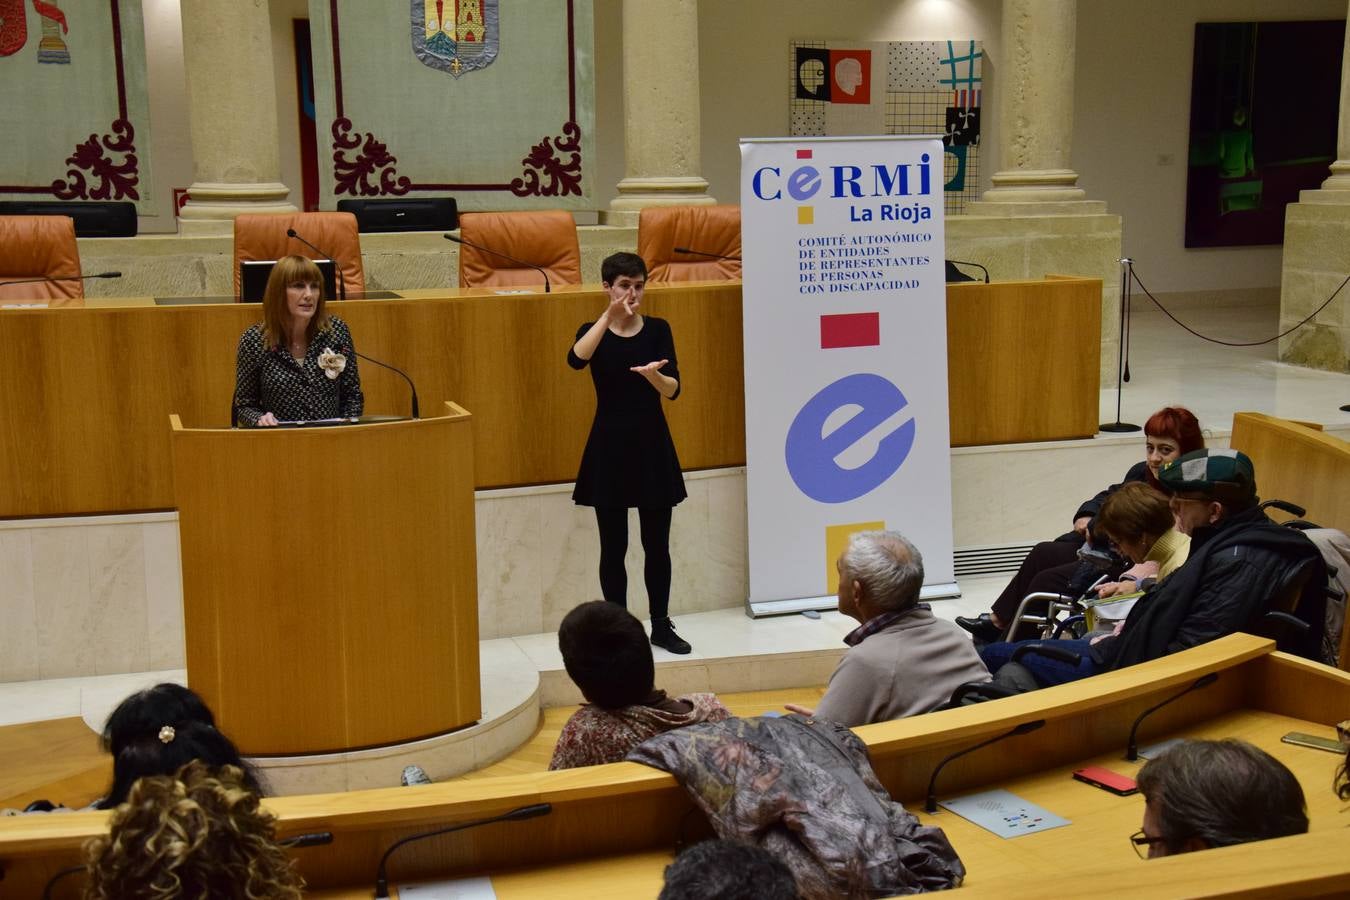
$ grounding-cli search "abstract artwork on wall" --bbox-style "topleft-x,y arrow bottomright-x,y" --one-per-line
309,0 -> 595,211
0,0 -> 153,213
790,39 -> 983,214
1185,20 -> 1344,248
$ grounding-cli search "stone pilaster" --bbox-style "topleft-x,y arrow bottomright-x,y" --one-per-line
603,0 -> 714,226
177,0 -> 295,235
1278,0 -> 1350,371
957,0 -> 1121,386
970,0 -> 1094,211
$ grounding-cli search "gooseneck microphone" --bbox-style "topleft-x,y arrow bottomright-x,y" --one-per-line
945,259 -> 989,283
1125,673 -> 1219,761
444,233 -> 551,292
286,228 -> 347,300
673,246 -> 742,262
0,271 -> 122,288
374,802 -> 552,898
279,830 -> 334,848
343,346 -> 420,419
925,720 -> 1046,813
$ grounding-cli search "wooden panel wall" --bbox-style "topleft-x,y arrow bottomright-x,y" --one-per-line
0,279 -> 1100,517
171,406 -> 480,755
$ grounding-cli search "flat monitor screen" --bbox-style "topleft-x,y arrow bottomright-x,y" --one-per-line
240,259 -> 339,302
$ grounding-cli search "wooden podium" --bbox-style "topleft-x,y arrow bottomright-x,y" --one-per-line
169,403 -> 480,756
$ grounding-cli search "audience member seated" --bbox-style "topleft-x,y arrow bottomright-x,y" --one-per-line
958,407 -> 1203,642
83,761 -> 304,899
1083,482 -> 1191,632
659,839 -> 800,900
97,683 -> 262,809
784,531 -> 990,727
549,601 -> 730,769
980,449 -> 1326,687
1133,739 -> 1307,858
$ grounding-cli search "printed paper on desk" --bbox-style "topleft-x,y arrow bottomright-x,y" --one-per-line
397,876 -> 496,899
939,788 -> 1071,839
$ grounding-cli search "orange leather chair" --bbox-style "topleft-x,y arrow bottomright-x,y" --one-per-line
637,205 -> 741,282
456,210 -> 581,290
232,212 -> 365,299
0,215 -> 84,306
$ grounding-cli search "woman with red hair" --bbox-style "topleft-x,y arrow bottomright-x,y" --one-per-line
957,406 -> 1204,642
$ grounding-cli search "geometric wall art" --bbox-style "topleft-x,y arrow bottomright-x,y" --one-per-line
790,39 -> 983,214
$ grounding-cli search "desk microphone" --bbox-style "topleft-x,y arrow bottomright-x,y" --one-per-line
374,802 -> 552,898
341,345 -> 420,419
444,233 -> 551,292
286,228 -> 347,300
946,259 -> 989,283
280,830 -> 333,848
0,271 -> 122,288
925,720 -> 1045,813
1125,673 -> 1219,761
673,246 -> 742,262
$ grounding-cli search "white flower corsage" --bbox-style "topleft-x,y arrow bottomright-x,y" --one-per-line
317,348 -> 347,380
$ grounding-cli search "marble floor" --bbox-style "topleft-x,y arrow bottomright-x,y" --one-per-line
3,293 -> 1349,735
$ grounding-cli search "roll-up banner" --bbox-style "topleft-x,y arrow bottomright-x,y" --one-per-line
739,136 -> 957,616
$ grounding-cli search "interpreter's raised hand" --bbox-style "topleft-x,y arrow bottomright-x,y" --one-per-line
257,412 -> 279,427
603,290 -> 637,321
630,359 -> 668,381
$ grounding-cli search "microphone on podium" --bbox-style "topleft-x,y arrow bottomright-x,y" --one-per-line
1125,673 -> 1219,761
925,719 -> 1046,813
285,228 -> 347,300
673,246 -> 742,262
0,271 -> 122,288
374,802 -> 552,898
341,345 -> 420,419
444,233 -> 551,292
945,259 -> 989,283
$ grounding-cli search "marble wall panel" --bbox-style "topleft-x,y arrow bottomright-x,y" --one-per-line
32,527 -> 97,679
0,532 -> 38,682
87,526 -> 149,676
144,520 -> 186,670
475,494 -> 545,640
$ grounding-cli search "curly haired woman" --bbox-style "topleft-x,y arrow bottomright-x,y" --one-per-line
83,761 -> 303,900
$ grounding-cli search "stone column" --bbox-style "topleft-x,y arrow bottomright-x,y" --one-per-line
974,0 -> 1091,210
604,0 -> 714,226
1277,0 -> 1350,370
177,0 -> 295,234
959,0 -> 1121,388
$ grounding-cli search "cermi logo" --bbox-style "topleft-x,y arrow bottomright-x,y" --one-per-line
750,150 -> 934,202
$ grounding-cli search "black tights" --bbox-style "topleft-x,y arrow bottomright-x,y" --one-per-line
594,506 -> 672,621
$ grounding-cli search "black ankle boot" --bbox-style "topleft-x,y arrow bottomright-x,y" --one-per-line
955,613 -> 1003,643
650,617 -> 692,654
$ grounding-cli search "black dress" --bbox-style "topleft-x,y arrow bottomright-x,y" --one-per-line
568,316 -> 687,509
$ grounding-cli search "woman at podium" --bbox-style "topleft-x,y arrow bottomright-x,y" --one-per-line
568,252 -> 691,655
232,255 -> 363,427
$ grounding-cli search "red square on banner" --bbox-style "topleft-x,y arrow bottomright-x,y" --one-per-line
796,149 -> 813,159
820,312 -> 880,349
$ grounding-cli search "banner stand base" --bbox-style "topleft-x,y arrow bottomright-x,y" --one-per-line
745,581 -> 961,619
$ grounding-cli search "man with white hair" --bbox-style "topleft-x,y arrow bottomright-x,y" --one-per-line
786,530 -> 989,727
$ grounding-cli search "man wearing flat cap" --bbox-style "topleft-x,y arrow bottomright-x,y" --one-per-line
981,449 -> 1327,685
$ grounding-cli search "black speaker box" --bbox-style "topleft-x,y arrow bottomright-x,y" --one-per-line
0,200 -> 137,237
336,197 -> 459,233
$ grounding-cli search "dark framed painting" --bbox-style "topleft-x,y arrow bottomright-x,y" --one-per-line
1185,20 -> 1344,248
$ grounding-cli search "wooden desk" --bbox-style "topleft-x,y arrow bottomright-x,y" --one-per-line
1231,411 -> 1350,534
5,635 -> 1346,898
0,278 -> 1100,518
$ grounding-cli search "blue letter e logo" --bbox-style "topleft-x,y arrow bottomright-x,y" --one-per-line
784,374 -> 916,504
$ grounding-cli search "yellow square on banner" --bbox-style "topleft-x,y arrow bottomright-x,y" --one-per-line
825,521 -> 885,593
797,206 -> 814,225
